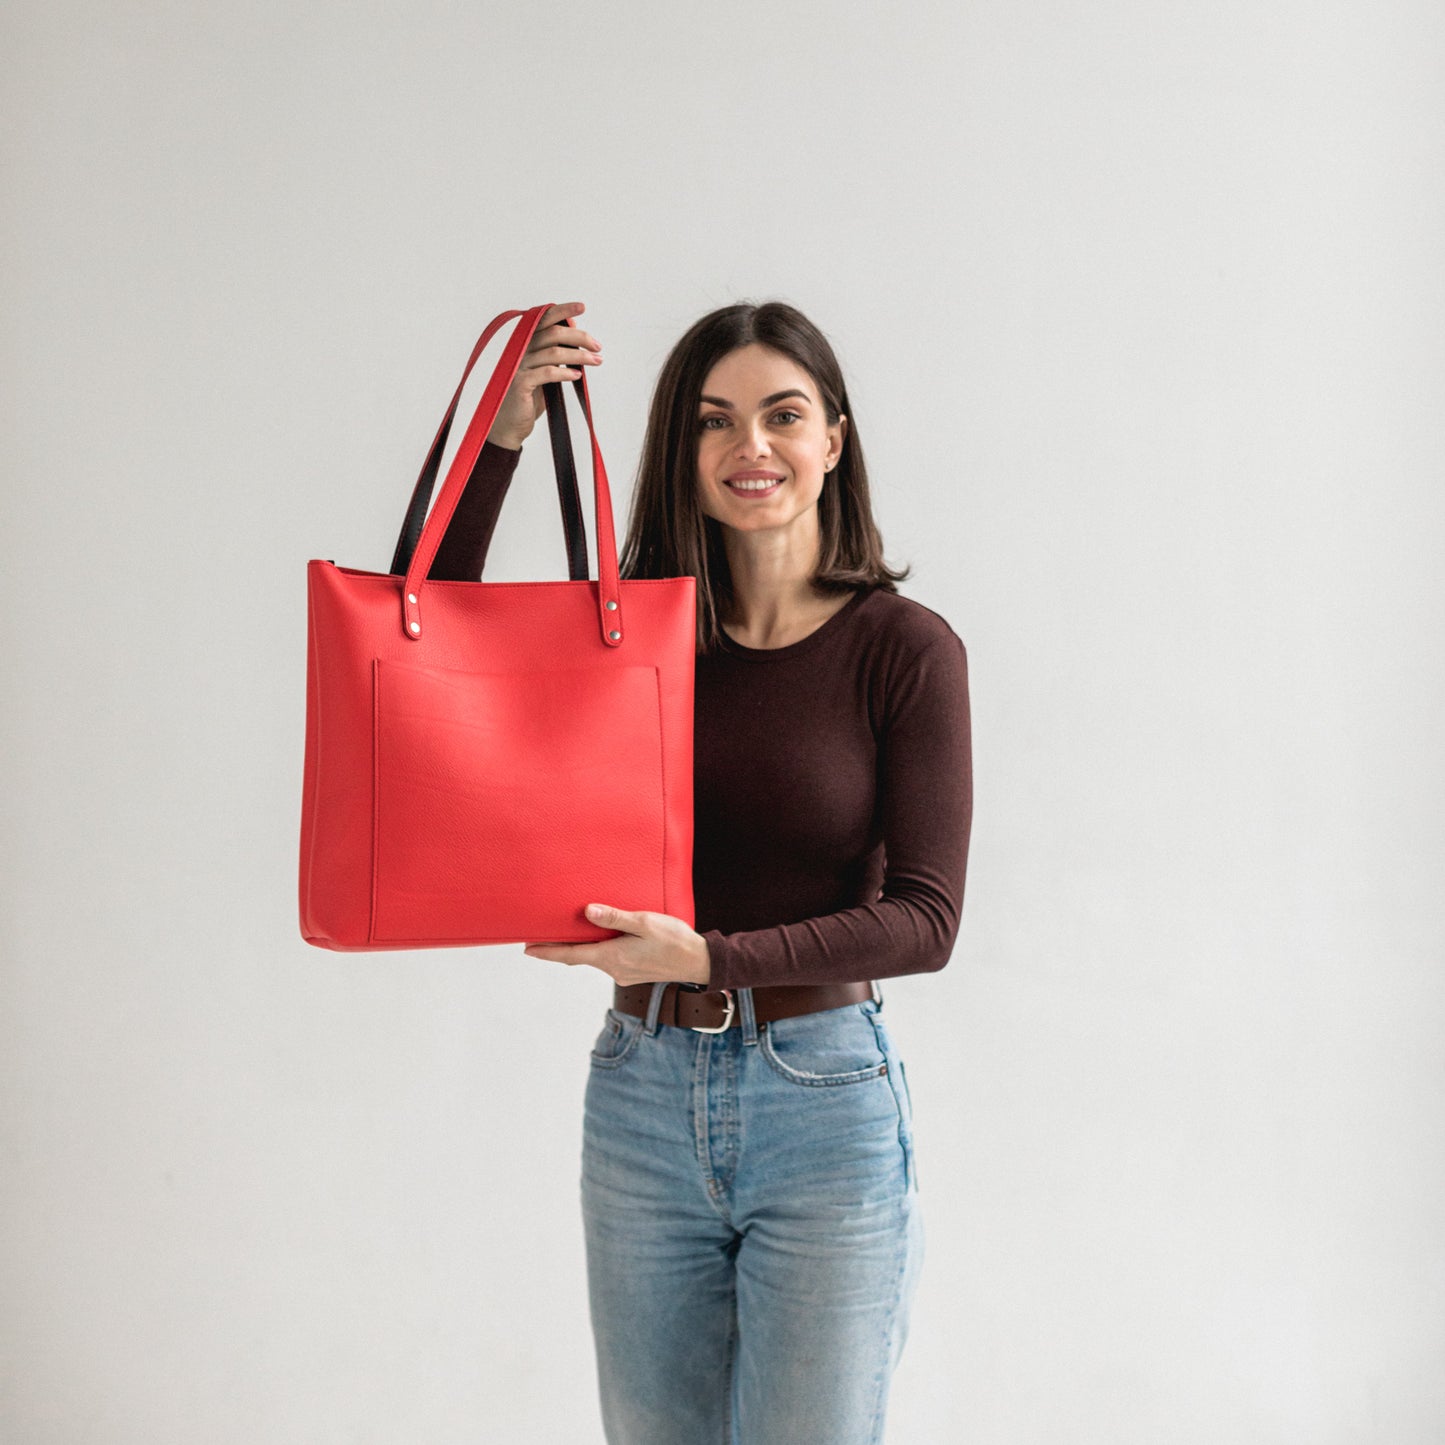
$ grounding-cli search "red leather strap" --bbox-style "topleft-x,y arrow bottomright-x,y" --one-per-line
398,305 -> 623,649
388,335 -> 593,584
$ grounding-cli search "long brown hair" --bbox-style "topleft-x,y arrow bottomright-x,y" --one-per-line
616,300 -> 911,654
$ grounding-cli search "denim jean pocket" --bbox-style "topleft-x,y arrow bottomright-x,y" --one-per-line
759,1003 -> 890,1086
589,1007 -> 644,1069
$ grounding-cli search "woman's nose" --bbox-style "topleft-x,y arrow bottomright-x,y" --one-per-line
736,422 -> 771,456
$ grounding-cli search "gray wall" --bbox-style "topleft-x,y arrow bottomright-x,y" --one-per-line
3,3 -> 1442,1441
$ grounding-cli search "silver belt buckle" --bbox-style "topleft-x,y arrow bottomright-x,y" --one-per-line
684,986 -> 735,1033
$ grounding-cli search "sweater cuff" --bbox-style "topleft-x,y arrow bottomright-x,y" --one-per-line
700,929 -> 737,991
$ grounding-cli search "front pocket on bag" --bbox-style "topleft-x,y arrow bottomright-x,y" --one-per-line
759,1004 -> 890,1086
370,658 -> 666,942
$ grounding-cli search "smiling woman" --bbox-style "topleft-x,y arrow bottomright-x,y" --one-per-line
428,298 -> 972,1445
702,387 -> 814,502
695,354 -> 837,534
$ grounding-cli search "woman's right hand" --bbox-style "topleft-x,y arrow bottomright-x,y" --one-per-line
487,301 -> 603,450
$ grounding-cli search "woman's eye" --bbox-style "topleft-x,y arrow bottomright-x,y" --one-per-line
699,410 -> 800,431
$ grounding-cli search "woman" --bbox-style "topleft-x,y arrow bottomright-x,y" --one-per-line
429,300 -> 972,1444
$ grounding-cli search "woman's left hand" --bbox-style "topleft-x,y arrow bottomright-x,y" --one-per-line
523,904 -> 712,988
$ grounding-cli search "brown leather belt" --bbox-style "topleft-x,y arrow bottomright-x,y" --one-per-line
612,980 -> 877,1032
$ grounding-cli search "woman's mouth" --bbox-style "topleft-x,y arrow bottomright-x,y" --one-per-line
725,478 -> 783,496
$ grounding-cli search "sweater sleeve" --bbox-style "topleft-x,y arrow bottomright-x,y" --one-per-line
699,633 -> 973,991
425,440 -> 523,582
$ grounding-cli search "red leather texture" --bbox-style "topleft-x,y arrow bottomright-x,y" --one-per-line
299,306 -> 697,950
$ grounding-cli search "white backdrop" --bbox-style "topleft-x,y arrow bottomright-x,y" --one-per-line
3,3 -> 1442,1442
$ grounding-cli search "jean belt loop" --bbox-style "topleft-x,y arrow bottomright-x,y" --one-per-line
871,979 -> 884,1011
738,986 -> 759,1046
643,980 -> 668,1036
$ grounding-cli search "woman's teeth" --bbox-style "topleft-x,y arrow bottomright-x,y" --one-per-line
727,478 -> 781,491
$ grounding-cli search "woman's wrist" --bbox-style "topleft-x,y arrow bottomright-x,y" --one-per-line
686,933 -> 712,987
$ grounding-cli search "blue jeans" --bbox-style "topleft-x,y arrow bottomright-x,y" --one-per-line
580,984 -> 924,1444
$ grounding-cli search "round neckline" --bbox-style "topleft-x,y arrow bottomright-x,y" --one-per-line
716,586 -> 873,662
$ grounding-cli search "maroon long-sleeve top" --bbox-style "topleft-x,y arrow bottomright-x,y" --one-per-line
428,441 -> 973,992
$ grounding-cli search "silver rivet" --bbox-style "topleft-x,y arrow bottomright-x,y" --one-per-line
608,629 -> 621,641
409,621 -> 421,634
407,593 -> 417,604
605,599 -> 617,610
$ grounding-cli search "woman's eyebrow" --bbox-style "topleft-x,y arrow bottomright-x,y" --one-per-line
699,389 -> 811,409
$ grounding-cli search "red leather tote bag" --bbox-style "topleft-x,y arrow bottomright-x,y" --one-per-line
299,304 -> 697,950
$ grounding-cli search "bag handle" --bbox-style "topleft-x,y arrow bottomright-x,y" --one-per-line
397,305 -> 626,648
388,343 -> 590,584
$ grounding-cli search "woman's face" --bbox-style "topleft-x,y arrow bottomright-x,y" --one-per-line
694,343 -> 846,538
